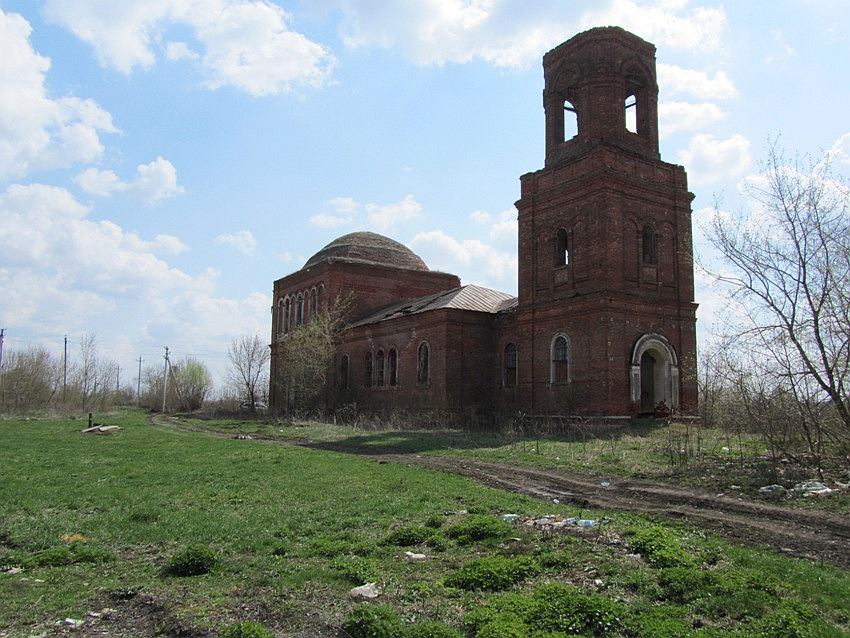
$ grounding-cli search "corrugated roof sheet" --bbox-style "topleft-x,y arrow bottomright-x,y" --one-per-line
350,284 -> 517,327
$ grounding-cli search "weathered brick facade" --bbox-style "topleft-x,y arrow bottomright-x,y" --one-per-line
270,27 -> 698,419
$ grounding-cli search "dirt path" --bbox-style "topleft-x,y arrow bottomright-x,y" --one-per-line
151,415 -> 850,569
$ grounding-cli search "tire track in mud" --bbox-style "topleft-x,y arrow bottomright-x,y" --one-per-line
150,415 -> 850,569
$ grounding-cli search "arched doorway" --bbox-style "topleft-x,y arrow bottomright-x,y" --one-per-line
630,333 -> 679,414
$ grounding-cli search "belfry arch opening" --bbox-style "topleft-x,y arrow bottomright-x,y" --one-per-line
624,67 -> 649,138
630,333 -> 679,414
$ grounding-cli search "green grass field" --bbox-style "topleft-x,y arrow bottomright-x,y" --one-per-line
1,410 -> 849,637
180,415 -> 850,513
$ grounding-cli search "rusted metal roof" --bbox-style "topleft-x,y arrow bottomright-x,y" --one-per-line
349,284 -> 517,327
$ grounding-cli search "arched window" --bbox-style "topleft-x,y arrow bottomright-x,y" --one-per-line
504,343 -> 517,388
317,284 -> 323,312
339,354 -> 349,390
550,334 -> 571,384
624,69 -> 648,137
564,99 -> 577,140
309,288 -> 317,321
364,352 -> 373,388
642,224 -> 657,265
283,297 -> 291,333
388,348 -> 398,386
296,293 -> 304,325
277,299 -> 285,335
375,350 -> 385,386
554,228 -> 569,267
417,342 -> 429,385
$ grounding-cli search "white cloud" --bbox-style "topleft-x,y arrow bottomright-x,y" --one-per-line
470,210 -> 492,224
489,209 -> 517,244
659,101 -> 726,137
678,133 -> 751,186
165,41 -> 199,61
213,229 -> 256,255
309,213 -> 354,228
74,157 -> 184,204
410,229 -> 517,283
0,9 -> 117,180
335,0 -> 726,69
310,194 -> 422,231
657,63 -> 737,100
824,132 -> 850,172
0,183 -> 268,369
580,1 -> 727,52
366,194 -> 422,231
43,0 -> 336,96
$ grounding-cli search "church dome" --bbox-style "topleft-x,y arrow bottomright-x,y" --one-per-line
304,231 -> 429,271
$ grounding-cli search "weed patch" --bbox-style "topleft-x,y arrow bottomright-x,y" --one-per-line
381,525 -> 433,546
220,621 -> 274,638
342,604 -> 405,638
627,525 -> 694,568
444,555 -> 539,591
162,545 -> 217,576
445,515 -> 512,545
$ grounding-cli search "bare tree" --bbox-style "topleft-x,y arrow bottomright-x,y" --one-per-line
228,334 -> 270,411
276,295 -> 350,415
706,142 -> 850,463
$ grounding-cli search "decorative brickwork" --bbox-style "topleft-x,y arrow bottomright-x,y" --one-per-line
270,27 -> 698,419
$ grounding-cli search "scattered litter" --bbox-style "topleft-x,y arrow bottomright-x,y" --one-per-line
795,480 -> 833,496
234,434 -> 253,440
730,485 -> 741,490
552,498 -> 560,504
600,481 -> 611,488
86,612 -> 101,619
61,533 -> 93,543
2,566 -> 23,575
81,425 -> 120,434
721,446 -> 730,452
593,578 -> 604,588
520,515 -> 599,531
457,510 -> 468,516
404,551 -> 427,562
349,583 -> 381,601
500,514 -> 520,522
61,618 -> 83,629
758,484 -> 786,497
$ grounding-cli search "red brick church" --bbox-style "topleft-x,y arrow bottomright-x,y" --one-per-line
270,27 -> 698,419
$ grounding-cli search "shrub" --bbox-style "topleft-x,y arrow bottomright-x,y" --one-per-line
220,621 -> 274,638
464,594 -> 536,633
444,556 -> 539,591
33,543 -> 113,567
424,515 -> 444,529
748,602 -> 822,638
405,621 -> 462,638
445,516 -> 512,545
330,556 -> 379,585
425,533 -> 448,552
381,525 -> 432,546
528,583 -> 626,636
475,617 -> 528,638
341,604 -> 405,638
162,545 -> 217,576
305,536 -> 351,558
627,526 -> 694,568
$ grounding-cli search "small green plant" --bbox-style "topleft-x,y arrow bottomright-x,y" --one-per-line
445,516 -> 511,545
474,617 -> 528,638
220,620 -> 274,638
528,583 -> 626,636
305,536 -> 351,557
444,556 -> 539,591
424,514 -> 444,529
162,545 -> 217,576
381,525 -> 432,546
405,621 -> 462,638
33,543 -> 113,567
627,525 -> 694,568
341,604 -> 405,638
425,533 -> 448,552
330,556 -> 379,585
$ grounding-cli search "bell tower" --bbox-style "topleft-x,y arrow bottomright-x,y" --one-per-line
513,27 -> 698,416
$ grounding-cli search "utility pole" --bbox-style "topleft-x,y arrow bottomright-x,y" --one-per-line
63,335 -> 67,404
116,365 -> 120,393
0,328 -> 5,400
161,346 -> 169,413
136,356 -> 143,406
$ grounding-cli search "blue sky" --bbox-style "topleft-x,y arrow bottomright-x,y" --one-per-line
1,0 -> 849,387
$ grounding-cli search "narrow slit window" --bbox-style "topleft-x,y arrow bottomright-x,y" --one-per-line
625,94 -> 637,133
283,298 -> 291,333
417,342 -> 429,385
504,343 -> 517,388
388,348 -> 398,386
309,288 -> 317,321
642,224 -> 657,265
564,100 -> 578,140
365,352 -> 373,388
296,293 -> 304,326
376,350 -> 385,386
555,228 -> 569,267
